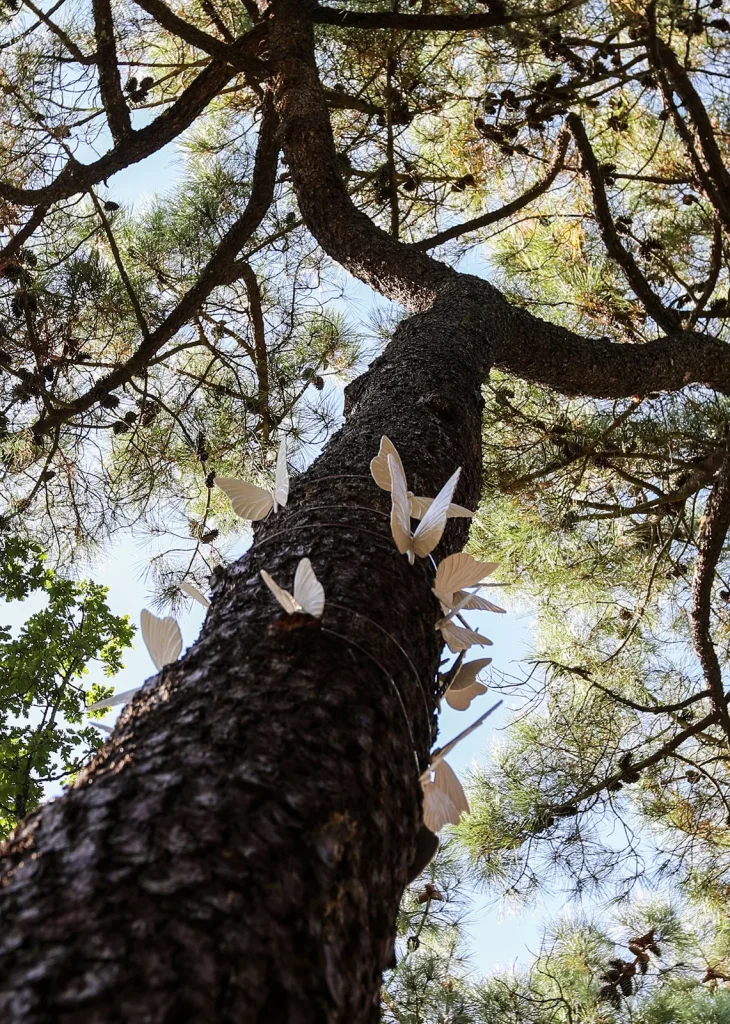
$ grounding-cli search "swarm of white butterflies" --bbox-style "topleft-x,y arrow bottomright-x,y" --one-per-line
420,702 -> 502,832
370,436 -> 507,832
87,433 -> 505,851
216,435 -> 289,521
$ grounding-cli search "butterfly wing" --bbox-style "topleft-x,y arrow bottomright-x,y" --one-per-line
437,619 -> 492,653
293,558 -> 325,618
87,686 -> 141,711
455,590 -> 505,614
410,495 -> 474,520
388,454 -> 413,557
407,494 -> 430,520
411,468 -> 461,559
216,477 -> 274,521
370,435 -> 403,492
445,679 -> 488,711
274,436 -> 289,509
433,552 -> 498,604
260,570 -> 299,614
433,760 -> 469,818
446,502 -> 474,519
179,582 -> 211,609
450,657 -> 493,689
141,609 -> 183,671
445,657 -> 491,711
421,780 -> 461,832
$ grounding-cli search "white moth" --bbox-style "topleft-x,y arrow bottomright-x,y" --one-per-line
443,657 -> 492,711
389,455 -> 461,564
370,436 -> 473,519
179,581 -> 211,608
260,558 -> 325,618
432,552 -> 500,610
420,701 -> 502,832
87,609 -> 183,712
216,435 -> 289,521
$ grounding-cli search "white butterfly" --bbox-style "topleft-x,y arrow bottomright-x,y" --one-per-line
216,435 -> 289,521
370,436 -> 473,519
442,657 -> 492,711
87,609 -> 183,712
432,552 -> 501,611
421,760 -> 469,832
437,617 -> 493,653
260,558 -> 325,618
420,701 -> 502,832
179,581 -> 211,609
389,455 -> 461,565
140,609 -> 183,671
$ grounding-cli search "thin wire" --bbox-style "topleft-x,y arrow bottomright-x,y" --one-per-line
327,599 -> 434,743
251,521 -> 402,552
322,625 -> 422,776
284,503 -> 390,520
303,474 -> 373,483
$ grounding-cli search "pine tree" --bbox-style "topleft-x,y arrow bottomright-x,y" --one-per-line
0,1 -> 729,1019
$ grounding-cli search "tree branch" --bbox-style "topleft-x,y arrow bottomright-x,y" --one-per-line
653,35 -> 730,221
647,12 -> 730,235
309,3 -> 510,31
267,0 -> 453,308
309,0 -> 585,31
412,127 -> 570,251
132,0 -> 269,78
92,0 -> 132,144
493,316 -> 730,399
549,707 -> 721,814
30,98 -> 279,437
567,112 -> 680,333
0,52 -> 246,206
690,446 -> 730,746
238,262 -> 271,445
267,1 -> 730,406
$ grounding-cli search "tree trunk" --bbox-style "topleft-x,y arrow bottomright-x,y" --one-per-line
0,280 -> 493,1022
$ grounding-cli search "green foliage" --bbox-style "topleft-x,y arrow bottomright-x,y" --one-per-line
0,535 -> 134,837
388,844 -> 730,1023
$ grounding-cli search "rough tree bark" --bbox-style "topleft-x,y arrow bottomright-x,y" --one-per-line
1,2 -> 729,1021
0,279 -> 491,1022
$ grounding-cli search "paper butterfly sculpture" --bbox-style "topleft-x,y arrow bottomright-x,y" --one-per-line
216,435 -> 289,521
442,657 -> 492,711
87,609 -> 183,712
179,582 -> 211,608
370,436 -> 473,519
420,701 -> 502,832
260,558 -> 325,618
432,551 -> 503,612
431,552 -> 504,651
389,455 -> 462,565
